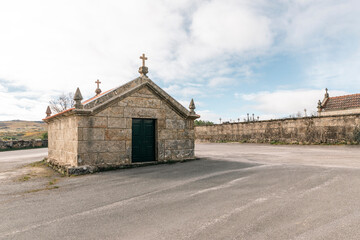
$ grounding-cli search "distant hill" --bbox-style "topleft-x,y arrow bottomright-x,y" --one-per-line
0,120 -> 47,140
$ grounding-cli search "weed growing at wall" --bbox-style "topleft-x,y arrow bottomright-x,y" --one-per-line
353,126 -> 360,143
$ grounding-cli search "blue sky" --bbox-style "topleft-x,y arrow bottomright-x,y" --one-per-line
0,0 -> 359,122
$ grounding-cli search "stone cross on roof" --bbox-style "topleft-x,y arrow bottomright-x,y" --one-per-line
140,53 -> 148,67
95,79 -> 102,95
138,53 -> 149,77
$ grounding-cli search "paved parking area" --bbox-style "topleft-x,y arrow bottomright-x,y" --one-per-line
1,144 -> 360,240
0,148 -> 47,173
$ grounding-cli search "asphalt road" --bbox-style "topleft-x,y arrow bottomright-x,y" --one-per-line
0,148 -> 48,181
0,148 -> 48,172
1,143 -> 360,240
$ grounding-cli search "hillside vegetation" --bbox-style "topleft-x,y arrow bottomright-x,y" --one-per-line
0,120 -> 47,140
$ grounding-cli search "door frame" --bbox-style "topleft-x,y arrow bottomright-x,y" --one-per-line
131,118 -> 158,163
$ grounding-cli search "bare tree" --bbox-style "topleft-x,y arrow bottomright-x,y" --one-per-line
49,92 -> 75,113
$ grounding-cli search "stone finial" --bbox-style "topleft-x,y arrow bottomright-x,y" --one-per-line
317,100 -> 322,111
189,98 -> 196,114
138,53 -> 149,77
46,106 -> 52,117
95,79 -> 102,95
325,88 -> 329,98
74,87 -> 83,109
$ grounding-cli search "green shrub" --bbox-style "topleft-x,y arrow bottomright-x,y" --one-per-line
41,132 -> 48,140
195,120 -> 214,126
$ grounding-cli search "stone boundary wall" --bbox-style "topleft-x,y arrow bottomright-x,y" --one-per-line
0,140 -> 48,150
195,114 -> 360,144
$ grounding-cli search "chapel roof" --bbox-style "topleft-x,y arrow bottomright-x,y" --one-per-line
322,93 -> 360,111
82,88 -> 114,105
44,54 -> 199,122
43,76 -> 199,121
43,88 -> 113,120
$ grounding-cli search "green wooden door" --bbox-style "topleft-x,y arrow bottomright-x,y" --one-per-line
132,119 -> 156,163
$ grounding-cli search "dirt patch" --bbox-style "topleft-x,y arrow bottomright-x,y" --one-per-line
16,161 -> 60,180
11,160 -> 64,194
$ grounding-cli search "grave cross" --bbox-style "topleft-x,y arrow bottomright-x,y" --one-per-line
95,79 -> 101,88
140,53 -> 148,67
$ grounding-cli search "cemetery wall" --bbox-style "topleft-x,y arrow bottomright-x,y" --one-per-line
0,139 -> 48,150
195,114 -> 360,144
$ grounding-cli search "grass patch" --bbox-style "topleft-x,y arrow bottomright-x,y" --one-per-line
216,140 -> 232,143
48,178 -> 58,186
270,140 -> 287,145
11,158 -> 62,194
27,160 -> 47,168
25,186 -> 59,193
18,175 -> 31,182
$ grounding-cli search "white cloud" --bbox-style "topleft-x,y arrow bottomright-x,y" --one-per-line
282,0 -> 360,48
305,49 -> 360,89
0,90 -> 52,121
277,1 -> 360,89
241,89 -> 348,117
163,85 -> 204,98
181,0 -> 273,61
0,0 -> 359,120
196,110 -> 221,123
208,77 -> 235,88
0,0 -> 189,92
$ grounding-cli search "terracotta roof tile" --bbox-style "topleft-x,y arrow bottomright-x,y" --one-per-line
82,89 -> 114,105
323,93 -> 360,111
43,107 -> 74,120
44,89 -> 113,120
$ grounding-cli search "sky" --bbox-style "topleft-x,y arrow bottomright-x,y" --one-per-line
0,0 -> 360,122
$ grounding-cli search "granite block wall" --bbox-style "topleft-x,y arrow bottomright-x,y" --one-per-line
0,139 -> 47,150
47,115 -> 78,166
47,85 -> 195,169
195,114 -> 360,144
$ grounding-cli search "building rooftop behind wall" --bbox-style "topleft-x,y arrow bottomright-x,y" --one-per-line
323,93 -> 360,111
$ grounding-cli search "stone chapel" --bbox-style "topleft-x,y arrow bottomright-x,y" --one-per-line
43,54 -> 199,174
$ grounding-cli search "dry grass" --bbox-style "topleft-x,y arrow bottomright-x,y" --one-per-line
18,175 -> 31,182
0,120 -> 47,140
16,160 -> 63,193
